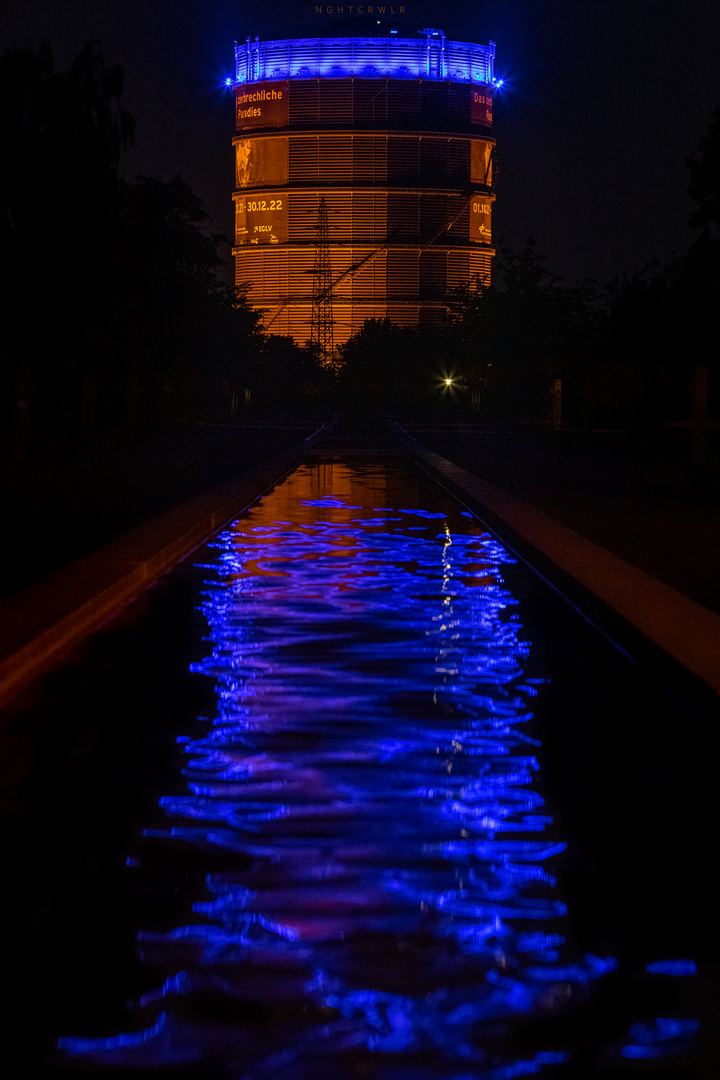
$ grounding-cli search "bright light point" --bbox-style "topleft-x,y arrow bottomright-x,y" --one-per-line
225,77 -> 232,86
444,378 -> 453,386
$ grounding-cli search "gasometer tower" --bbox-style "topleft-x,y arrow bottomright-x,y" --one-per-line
231,25 -> 497,347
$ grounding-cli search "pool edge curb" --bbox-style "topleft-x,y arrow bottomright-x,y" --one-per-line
386,416 -> 720,700
0,416 -> 340,706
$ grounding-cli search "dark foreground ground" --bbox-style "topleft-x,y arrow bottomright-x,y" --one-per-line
2,412 -> 716,617
2,410 -> 717,613
0,411 -> 328,602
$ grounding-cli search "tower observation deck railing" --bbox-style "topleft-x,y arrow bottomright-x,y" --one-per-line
234,35 -> 495,87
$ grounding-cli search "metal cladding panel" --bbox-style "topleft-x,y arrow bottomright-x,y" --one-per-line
282,133 -> 486,188
273,79 -> 494,134
387,193 -> 419,241
419,250 -> 448,299
350,193 -> 388,243
352,81 -> 388,126
285,192 -> 387,243
385,81 -> 422,127
288,136 -> 320,181
242,133 -> 490,189
385,305 -> 422,328
351,136 -> 388,181
446,195 -> 472,242
386,250 -> 420,299
347,249 -> 387,300
420,193 -> 450,242
319,136 -> 353,179
235,248 -> 313,303
288,81 -> 321,124
388,137 -> 419,184
319,80 -> 355,123
447,82 -> 477,126
279,303 -> 313,341
419,137 -> 449,184
447,249 -> 493,289
237,243 -> 478,323
448,138 -> 472,184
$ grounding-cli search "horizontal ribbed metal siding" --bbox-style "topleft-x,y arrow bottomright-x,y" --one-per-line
447,249 -> 493,289
235,37 -> 495,87
232,189 -> 488,246
287,192 -> 387,243
235,244 -> 492,345
281,79 -> 492,132
236,133 -> 483,188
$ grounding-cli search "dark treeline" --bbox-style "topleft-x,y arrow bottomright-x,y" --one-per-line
339,231 -> 718,429
338,102 -> 720,432
3,39 -> 718,441
0,40 -> 324,444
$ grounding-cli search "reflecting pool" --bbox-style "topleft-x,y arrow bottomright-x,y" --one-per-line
57,460 -> 702,1077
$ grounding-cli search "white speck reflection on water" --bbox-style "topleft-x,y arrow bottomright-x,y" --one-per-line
64,459 -> 686,1076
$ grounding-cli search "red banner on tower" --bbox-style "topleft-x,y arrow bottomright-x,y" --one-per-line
470,89 -> 493,127
236,82 -> 289,130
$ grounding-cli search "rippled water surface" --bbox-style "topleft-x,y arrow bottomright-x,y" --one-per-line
56,460 -> 705,1077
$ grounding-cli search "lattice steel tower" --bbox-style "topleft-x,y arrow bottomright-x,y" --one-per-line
310,197 -> 334,367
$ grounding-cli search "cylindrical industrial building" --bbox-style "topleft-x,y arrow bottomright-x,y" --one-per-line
232,30 -> 496,348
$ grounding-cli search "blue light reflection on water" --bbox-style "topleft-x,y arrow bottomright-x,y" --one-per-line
59,462 -> 693,1075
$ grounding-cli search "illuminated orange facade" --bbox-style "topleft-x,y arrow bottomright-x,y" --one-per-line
232,34 -> 496,347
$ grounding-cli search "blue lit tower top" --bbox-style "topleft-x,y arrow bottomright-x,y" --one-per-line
234,32 -> 496,86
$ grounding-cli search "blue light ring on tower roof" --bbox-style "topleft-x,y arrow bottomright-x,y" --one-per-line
234,36 -> 495,86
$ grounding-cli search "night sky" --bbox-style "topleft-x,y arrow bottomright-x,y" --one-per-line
2,0 -> 719,286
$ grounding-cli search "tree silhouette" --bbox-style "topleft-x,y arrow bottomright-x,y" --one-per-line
687,104 -> 720,236
0,41 -> 290,427
0,40 -> 134,394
